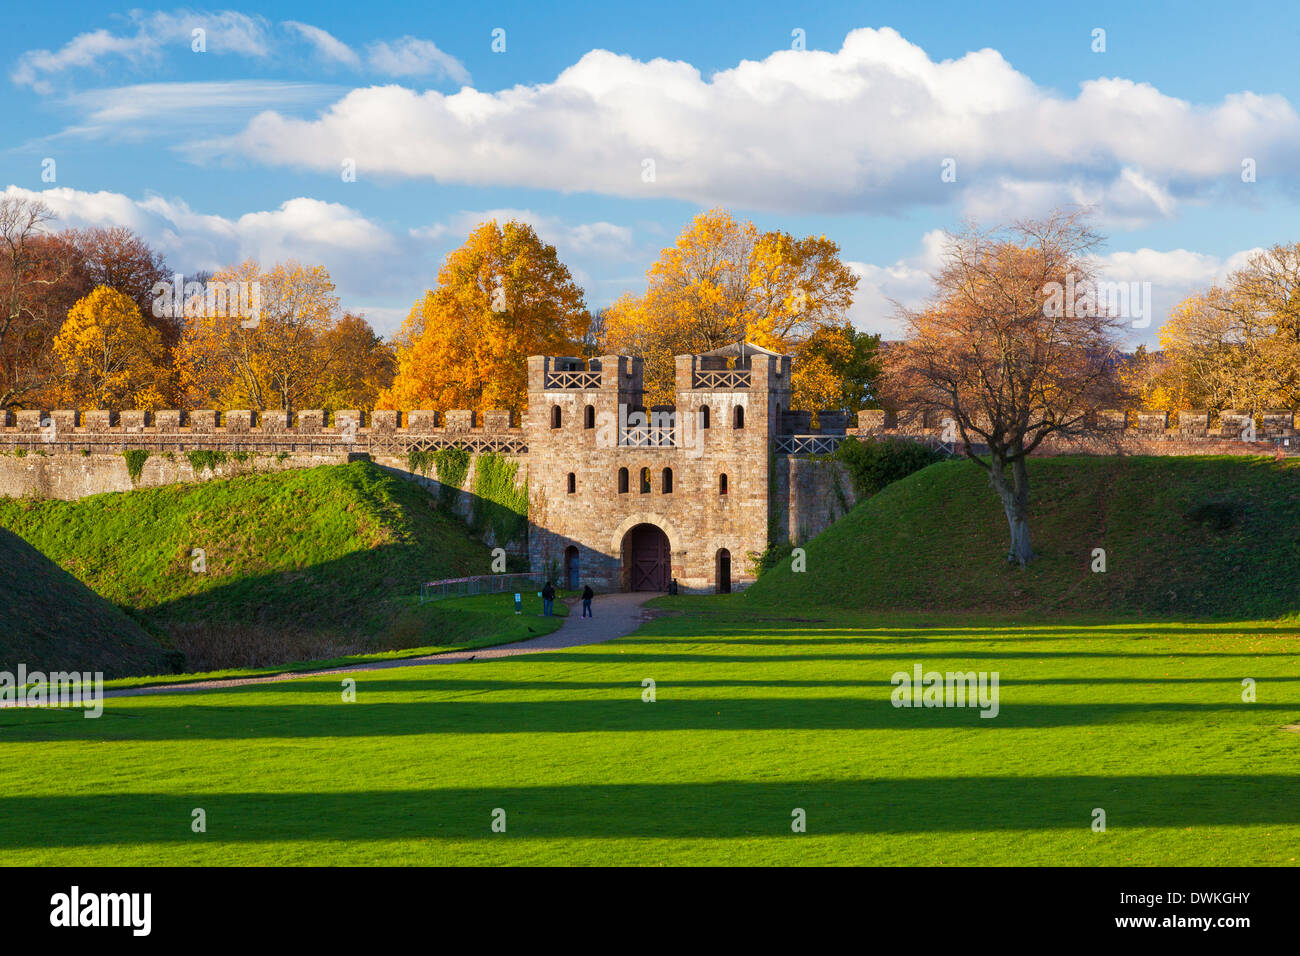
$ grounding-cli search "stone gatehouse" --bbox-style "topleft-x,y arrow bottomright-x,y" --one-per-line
525,342 -> 851,594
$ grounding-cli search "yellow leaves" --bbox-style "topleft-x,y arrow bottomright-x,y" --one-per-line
791,349 -> 843,413
381,219 -> 588,413
53,285 -> 166,409
604,208 -> 860,405
172,260 -> 381,412
1152,244 -> 1300,411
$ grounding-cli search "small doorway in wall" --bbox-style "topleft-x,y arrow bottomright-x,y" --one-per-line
715,548 -> 732,594
565,545 -> 580,591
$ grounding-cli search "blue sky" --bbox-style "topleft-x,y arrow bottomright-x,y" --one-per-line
5,1 -> 1300,344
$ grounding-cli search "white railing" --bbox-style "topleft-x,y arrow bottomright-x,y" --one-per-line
775,434 -> 844,455
693,369 -> 751,389
619,426 -> 678,447
545,371 -> 602,389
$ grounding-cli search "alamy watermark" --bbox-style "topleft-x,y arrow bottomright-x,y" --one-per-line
50,886 -> 150,936
891,664 -> 1000,718
0,665 -> 103,718
151,273 -> 261,329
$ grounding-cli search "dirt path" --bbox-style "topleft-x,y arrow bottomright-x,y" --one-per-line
102,591 -> 659,699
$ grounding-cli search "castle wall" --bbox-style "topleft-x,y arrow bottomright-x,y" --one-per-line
774,457 -> 858,545
13,373 -> 1299,599
0,451 -> 344,500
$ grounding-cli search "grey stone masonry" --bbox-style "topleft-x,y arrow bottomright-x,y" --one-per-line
1135,411 -> 1167,433
261,410 -> 290,431
1218,410 -> 1252,438
1178,410 -> 1210,437
120,410 -> 147,432
190,410 -> 217,431
225,410 -> 253,433
525,347 -> 792,594
84,410 -> 115,431
297,410 -> 324,432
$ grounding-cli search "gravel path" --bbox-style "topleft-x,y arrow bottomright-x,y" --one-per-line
101,591 -> 659,699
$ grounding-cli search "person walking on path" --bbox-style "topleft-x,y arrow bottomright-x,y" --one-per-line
541,580 -> 556,617
581,584 -> 594,618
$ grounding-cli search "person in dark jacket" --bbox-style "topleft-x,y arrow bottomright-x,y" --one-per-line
541,581 -> 556,617
581,585 -> 594,617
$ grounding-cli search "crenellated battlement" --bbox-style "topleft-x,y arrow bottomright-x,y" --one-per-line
850,407 -> 1300,442
0,408 -> 527,454
4,403 -> 1297,456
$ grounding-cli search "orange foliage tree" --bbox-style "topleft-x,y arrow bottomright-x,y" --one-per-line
52,286 -> 167,409
381,220 -> 588,414
313,311 -> 396,409
1144,243 -> 1300,415
882,210 -> 1124,566
175,260 -> 343,411
601,209 -> 860,407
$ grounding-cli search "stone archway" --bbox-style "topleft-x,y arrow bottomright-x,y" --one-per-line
564,545 -> 580,590
621,523 -> 671,591
715,548 -> 732,594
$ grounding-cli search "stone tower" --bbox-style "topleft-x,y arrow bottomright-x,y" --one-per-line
525,343 -> 791,593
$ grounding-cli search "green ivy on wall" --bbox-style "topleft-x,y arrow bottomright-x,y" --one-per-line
431,447 -> 471,509
470,453 -> 528,545
187,450 -> 227,473
122,449 -> 149,484
406,449 -> 434,476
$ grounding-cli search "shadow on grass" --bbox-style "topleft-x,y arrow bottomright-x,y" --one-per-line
6,697 -> 1298,741
616,631 -> 1300,646
2,774 -> 1297,847
220,674 -> 1300,695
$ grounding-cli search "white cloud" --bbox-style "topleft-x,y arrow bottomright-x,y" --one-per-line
365,37 -> 470,84
412,208 -> 637,261
959,169 -> 1184,230
13,14 -> 466,95
56,80 -> 342,138
205,27 -> 1300,223
1,186 -> 632,336
12,11 -> 272,93
284,21 -> 360,69
1088,246 -> 1267,345
847,231 -> 1268,346
845,231 -> 949,339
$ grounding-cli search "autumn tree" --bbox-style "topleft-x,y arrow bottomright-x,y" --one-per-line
602,209 -> 860,407
1150,243 -> 1300,414
175,260 -> 340,411
70,226 -> 175,344
382,220 -> 588,414
882,209 -> 1124,567
799,324 -> 883,411
311,311 -> 396,409
53,286 -> 167,409
0,197 -> 87,408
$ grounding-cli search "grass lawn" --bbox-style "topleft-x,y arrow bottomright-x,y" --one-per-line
98,592 -> 570,691
0,461 -> 520,675
2,597 -> 1297,866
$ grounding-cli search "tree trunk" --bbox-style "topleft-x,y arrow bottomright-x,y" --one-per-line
989,453 -> 1033,567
